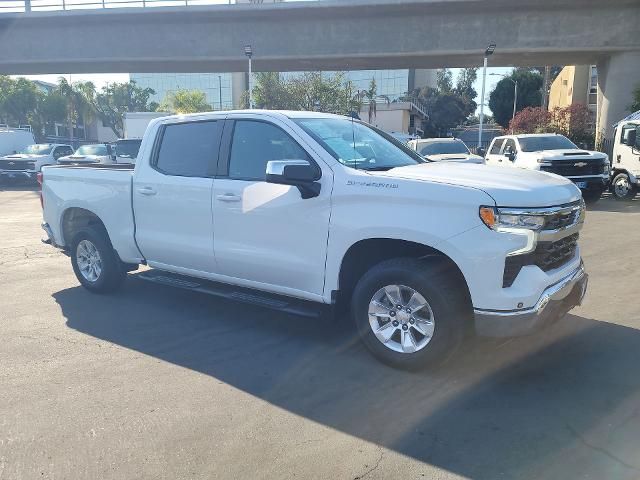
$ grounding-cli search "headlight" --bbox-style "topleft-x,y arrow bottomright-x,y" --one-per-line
603,162 -> 610,175
479,206 -> 546,231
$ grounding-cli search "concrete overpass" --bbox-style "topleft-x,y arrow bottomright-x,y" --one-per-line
1,0 -> 639,135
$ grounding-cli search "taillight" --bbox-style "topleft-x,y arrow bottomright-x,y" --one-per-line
37,172 -> 43,209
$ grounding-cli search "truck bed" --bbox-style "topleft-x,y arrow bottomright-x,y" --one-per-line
41,164 -> 143,263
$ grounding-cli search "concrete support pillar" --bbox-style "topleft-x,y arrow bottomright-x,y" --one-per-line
597,51 -> 640,142
231,72 -> 247,109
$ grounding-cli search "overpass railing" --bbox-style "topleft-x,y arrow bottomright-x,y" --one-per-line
1,0 -> 327,13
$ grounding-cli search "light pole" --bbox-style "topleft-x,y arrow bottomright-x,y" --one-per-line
478,43 -> 495,150
218,75 -> 223,110
490,73 -> 518,132
244,45 -> 253,109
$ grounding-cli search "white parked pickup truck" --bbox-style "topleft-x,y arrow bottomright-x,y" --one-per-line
485,134 -> 609,203
0,143 -> 73,181
41,111 -> 588,369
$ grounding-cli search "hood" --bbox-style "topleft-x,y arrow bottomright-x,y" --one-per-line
425,153 -> 484,164
1,153 -> 46,160
537,149 -> 607,160
377,162 -> 581,207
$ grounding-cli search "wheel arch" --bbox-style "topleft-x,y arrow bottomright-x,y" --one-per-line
336,238 -> 471,308
60,207 -> 109,249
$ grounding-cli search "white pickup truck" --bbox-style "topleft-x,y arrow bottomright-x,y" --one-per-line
485,133 -> 610,203
41,111 -> 588,369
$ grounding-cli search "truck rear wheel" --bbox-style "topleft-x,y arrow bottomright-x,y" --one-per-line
351,257 -> 468,370
612,173 -> 638,201
70,227 -> 125,293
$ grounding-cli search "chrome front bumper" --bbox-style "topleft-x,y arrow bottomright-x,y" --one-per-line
474,261 -> 588,337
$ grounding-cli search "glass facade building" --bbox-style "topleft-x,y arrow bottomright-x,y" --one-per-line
130,73 -> 234,110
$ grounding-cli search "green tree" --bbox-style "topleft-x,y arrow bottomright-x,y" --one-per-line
455,67 -> 478,118
489,69 -> 543,128
91,81 -> 156,137
630,82 -> 640,113
250,71 -> 362,116
0,76 -> 41,126
353,78 -> 390,124
252,72 -> 293,110
56,77 -> 98,142
159,89 -> 211,114
436,68 -> 453,93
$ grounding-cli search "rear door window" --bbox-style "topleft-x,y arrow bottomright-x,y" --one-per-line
154,121 -> 220,177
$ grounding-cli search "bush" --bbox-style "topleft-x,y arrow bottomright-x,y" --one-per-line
509,104 -> 595,148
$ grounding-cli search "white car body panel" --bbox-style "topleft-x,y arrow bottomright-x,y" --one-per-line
42,110 -> 585,314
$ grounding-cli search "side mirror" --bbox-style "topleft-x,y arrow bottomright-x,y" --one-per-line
266,160 -> 321,199
504,150 -> 516,162
477,146 -> 486,157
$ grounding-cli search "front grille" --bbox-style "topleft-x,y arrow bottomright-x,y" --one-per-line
540,161 -> 605,177
544,208 -> 579,230
0,159 -> 35,170
503,233 -> 579,287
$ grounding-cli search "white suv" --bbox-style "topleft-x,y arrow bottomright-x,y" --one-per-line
485,134 -> 609,203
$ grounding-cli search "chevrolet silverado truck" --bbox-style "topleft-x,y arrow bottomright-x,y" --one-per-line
41,111 -> 588,369
0,144 -> 73,182
485,133 -> 609,203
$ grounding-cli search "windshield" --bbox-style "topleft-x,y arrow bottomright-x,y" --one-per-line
518,135 -> 578,152
115,139 -> 142,159
19,144 -> 53,155
418,140 -> 470,156
75,144 -> 109,156
294,117 -> 424,171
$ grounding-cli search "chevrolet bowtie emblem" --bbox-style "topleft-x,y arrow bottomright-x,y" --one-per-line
8,162 -> 14,165
574,162 -> 587,167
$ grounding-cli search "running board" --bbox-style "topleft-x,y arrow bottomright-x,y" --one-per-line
135,270 -> 322,318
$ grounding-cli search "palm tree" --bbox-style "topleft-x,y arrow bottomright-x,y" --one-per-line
56,78 -> 96,144
354,79 -> 390,123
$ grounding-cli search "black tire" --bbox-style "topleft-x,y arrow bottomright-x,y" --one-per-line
611,173 -> 638,201
351,257 -> 469,370
581,188 -> 603,204
70,227 -> 125,293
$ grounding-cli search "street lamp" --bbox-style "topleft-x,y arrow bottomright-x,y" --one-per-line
490,73 -> 518,132
478,43 -> 495,150
244,44 -> 253,109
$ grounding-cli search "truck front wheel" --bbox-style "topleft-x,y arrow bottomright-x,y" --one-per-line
612,173 -> 638,201
351,257 -> 468,370
581,187 -> 604,204
70,227 -> 125,293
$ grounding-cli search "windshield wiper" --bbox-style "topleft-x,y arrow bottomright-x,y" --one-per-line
364,166 -> 397,171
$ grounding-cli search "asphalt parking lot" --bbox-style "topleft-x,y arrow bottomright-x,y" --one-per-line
1,184 -> 640,480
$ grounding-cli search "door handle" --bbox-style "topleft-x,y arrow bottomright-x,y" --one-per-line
137,186 -> 157,196
216,193 -> 241,202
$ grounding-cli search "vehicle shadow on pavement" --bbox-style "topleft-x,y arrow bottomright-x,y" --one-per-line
0,182 -> 39,193
587,194 -> 640,213
55,277 -> 640,480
